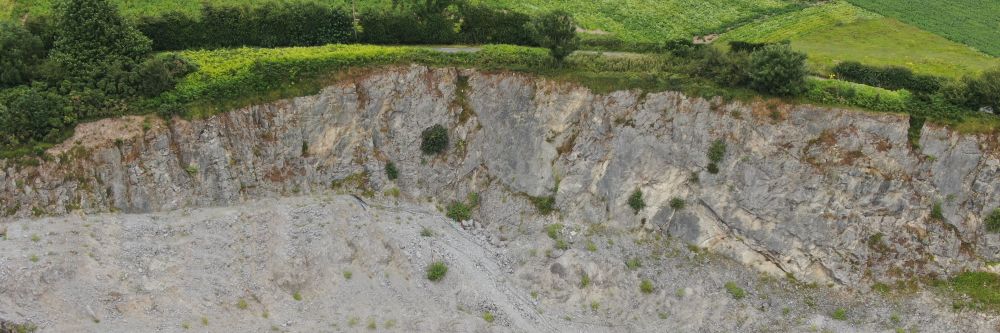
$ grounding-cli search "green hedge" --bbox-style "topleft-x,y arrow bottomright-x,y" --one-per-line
805,77 -> 911,113
832,61 -> 942,95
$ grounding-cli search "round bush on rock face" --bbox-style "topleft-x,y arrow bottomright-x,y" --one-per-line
986,208 -> 1000,233
420,124 -> 449,154
426,261 -> 448,281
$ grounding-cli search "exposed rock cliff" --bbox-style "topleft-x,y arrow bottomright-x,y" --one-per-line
2,65 -> 999,289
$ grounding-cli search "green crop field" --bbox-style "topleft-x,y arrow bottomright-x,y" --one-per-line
5,0 -> 800,42
845,0 -> 1000,56
721,1 -> 998,78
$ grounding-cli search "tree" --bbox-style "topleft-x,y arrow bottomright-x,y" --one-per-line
0,85 -> 72,146
47,0 -> 152,94
0,22 -> 46,88
965,68 -> 1000,114
528,10 -> 579,63
747,44 -> 808,96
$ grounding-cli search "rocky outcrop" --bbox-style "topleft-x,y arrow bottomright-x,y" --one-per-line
2,65 -> 998,287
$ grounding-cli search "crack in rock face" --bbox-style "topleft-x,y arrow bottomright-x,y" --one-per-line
1,65 -> 999,331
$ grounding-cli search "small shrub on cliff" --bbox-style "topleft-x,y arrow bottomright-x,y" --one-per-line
531,195 -> 556,215
426,261 -> 448,281
385,161 -> 399,180
831,308 -> 847,320
446,201 -> 471,222
930,202 -> 944,220
669,198 -> 686,210
985,208 -> 1000,233
725,282 -> 746,300
628,189 -> 645,214
747,44 -> 808,96
420,124 -> 449,155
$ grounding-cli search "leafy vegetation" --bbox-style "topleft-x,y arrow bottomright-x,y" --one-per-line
831,308 -> 847,320
530,195 -> 556,215
426,261 -> 448,281
747,44 -> 808,96
939,272 -> 1000,312
985,209 -> 1000,233
446,201 -> 471,222
669,198 -> 685,210
384,161 -> 399,180
527,10 -> 578,63
0,21 -> 45,88
725,281 -> 746,299
640,279 -> 654,294
627,189 -> 645,214
420,124 -> 449,155
845,0 -> 1000,56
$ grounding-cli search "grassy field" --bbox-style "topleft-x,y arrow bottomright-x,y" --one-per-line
845,0 -> 1000,56
721,1 -> 998,78
6,0 -> 800,42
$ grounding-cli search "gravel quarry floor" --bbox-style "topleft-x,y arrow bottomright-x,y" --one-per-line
0,194 -> 996,332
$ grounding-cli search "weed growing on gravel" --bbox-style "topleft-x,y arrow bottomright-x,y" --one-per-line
628,189 -> 645,214
545,224 -> 563,240
625,258 -> 642,270
292,291 -> 303,301
384,319 -> 396,329
367,318 -> 376,330
590,301 -> 600,311
262,311 -> 269,318
29,254 -> 38,262
30,234 -> 39,242
420,227 -> 434,237
348,317 -> 359,327
426,261 -> 448,281
343,271 -> 353,279
580,273 -> 590,288
658,312 -> 669,319
483,312 -> 495,323
831,308 -> 847,320
236,299 -> 248,310
585,240 -> 597,252
555,239 -> 569,250
725,282 -> 746,300
640,279 -> 655,294
185,164 -> 199,175
200,317 -> 208,326
941,271 -> 1000,312
181,322 -> 190,329
530,195 -> 557,215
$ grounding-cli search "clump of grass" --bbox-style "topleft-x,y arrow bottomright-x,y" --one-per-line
420,227 -> 434,237
625,258 -> 642,270
201,317 -> 209,326
236,299 -> 248,310
831,308 -> 847,320
367,318 -> 376,330
426,261 -> 448,281
640,279 -> 655,294
943,271 -> 1000,312
292,291 -> 302,301
628,189 -> 645,214
29,254 -> 39,262
545,224 -> 564,240
725,281 -> 746,299
984,208 -> 1000,233
30,234 -> 40,242
531,195 -> 556,215
343,271 -> 353,279
585,240 -> 597,252
669,197 -> 686,210
580,273 -> 590,288
554,238 -> 569,250
185,164 -> 199,175
930,202 -> 944,220
590,301 -> 600,311
385,161 -> 399,180
482,311 -> 495,323
446,201 -> 471,222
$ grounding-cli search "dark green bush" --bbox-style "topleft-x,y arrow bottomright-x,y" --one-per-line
0,22 -> 46,88
446,201 -> 471,222
628,189 -> 645,214
708,139 -> 727,164
963,68 -> 1000,114
420,124 -> 449,154
527,10 -> 579,63
986,208 -> 1000,233
832,61 -> 943,95
136,12 -> 203,51
136,54 -> 198,97
426,261 -> 448,281
669,198 -> 686,210
0,85 -> 72,146
385,161 -> 399,180
707,163 -> 720,174
747,45 -> 807,96
931,202 -> 944,220
728,41 -> 775,53
459,5 -> 534,45
531,196 -> 556,215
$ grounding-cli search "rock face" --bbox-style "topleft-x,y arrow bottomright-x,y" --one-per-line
2,65 -> 998,287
